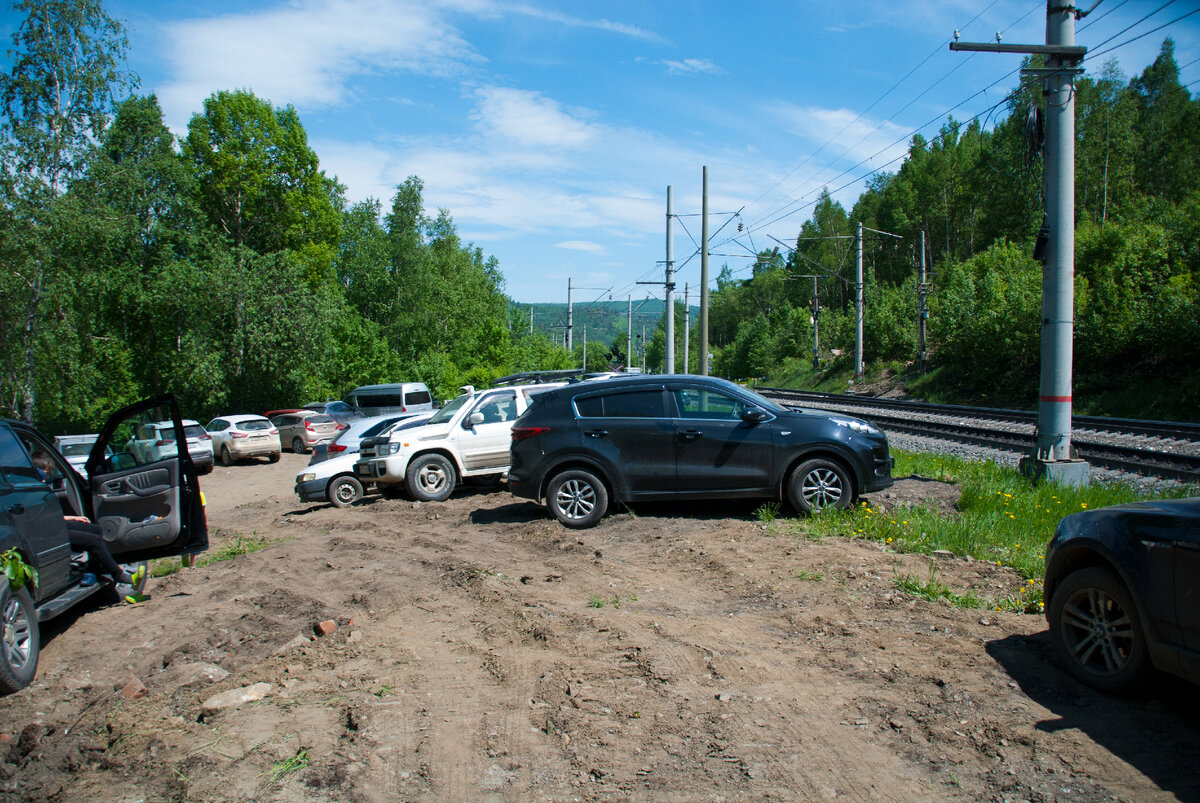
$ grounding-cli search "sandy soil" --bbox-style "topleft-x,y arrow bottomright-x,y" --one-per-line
1,453 -> 1198,802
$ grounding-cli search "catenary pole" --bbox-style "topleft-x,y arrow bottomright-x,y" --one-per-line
626,295 -> 632,372
683,283 -> 690,374
566,278 -> 573,356
699,166 -> 709,376
854,221 -> 864,380
665,186 -> 675,374
918,231 -> 928,374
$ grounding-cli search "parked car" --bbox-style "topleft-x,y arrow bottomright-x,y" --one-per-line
124,418 -> 214,475
53,434 -> 105,479
205,414 -> 281,466
302,400 -> 364,426
343,382 -> 433,417
271,411 -> 341,454
0,395 -> 208,693
354,383 -> 563,502
1043,497 -> 1200,693
308,412 -> 435,465
506,374 -> 894,528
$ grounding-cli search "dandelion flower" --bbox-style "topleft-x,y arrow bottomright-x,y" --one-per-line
1081,503 -> 1088,509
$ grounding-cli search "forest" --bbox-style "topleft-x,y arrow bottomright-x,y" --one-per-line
2,0 -> 1197,434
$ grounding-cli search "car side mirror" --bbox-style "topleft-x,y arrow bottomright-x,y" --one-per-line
741,407 -> 770,424
465,411 -> 485,429
107,452 -> 137,472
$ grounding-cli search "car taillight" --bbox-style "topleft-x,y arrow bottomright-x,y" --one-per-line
329,443 -> 346,453
231,431 -> 248,439
269,428 -> 278,435
154,438 -> 175,446
511,426 -> 549,442
305,420 -> 316,431
199,434 -> 211,440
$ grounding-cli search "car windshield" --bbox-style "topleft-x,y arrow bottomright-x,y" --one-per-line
427,394 -> 470,425
735,385 -> 787,414
237,420 -> 271,432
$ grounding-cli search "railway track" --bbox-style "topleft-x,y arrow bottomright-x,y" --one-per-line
756,387 -> 1200,485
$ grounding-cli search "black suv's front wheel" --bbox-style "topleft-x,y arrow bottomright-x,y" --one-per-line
788,458 -> 852,514
0,585 -> 39,695
546,469 -> 608,528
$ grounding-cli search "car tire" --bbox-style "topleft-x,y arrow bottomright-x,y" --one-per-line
546,469 -> 608,529
291,437 -> 307,454
406,454 -> 456,502
328,475 -> 364,508
0,584 -> 39,695
788,458 -> 852,514
1048,567 -> 1151,693
220,446 -> 233,467
268,452 -> 280,463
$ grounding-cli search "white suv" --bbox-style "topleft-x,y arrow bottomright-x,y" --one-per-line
125,419 -> 214,474
354,383 -> 562,502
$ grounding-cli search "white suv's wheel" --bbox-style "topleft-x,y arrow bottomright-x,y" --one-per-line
407,454 -> 456,502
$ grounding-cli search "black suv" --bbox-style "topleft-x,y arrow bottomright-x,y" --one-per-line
0,396 -> 208,693
507,375 -> 893,528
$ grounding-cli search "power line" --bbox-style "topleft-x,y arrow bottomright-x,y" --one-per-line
1086,7 -> 1200,63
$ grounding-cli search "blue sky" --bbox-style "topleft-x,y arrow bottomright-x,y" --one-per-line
5,1 -> 1199,303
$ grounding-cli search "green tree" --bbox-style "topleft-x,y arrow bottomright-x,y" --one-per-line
0,0 -> 134,422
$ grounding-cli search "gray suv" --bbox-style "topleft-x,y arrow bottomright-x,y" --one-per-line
507,375 -> 894,528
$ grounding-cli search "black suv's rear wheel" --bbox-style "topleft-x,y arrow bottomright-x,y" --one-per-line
788,458 -> 852,514
1048,567 -> 1150,693
546,469 -> 608,528
0,585 -> 39,695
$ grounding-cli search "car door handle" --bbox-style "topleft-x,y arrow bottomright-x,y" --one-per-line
679,430 -> 704,441
7,504 -> 24,515
584,429 -> 608,439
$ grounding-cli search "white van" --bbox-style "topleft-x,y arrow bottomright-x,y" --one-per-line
344,382 -> 433,417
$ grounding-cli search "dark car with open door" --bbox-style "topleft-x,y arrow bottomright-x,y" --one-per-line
0,395 -> 207,694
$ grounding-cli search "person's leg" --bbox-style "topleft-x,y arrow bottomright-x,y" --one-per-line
65,521 -> 133,584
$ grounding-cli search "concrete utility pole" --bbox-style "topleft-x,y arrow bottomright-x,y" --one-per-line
952,1 -> 1089,487
641,324 -> 647,372
810,276 -> 820,370
566,278 -> 573,356
582,324 -> 587,371
699,166 -> 710,376
529,306 -> 534,336
626,295 -> 633,372
918,231 -> 928,374
683,283 -> 690,374
854,221 -> 864,381
665,186 -> 676,374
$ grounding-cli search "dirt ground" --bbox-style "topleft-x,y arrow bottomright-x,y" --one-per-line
1,453 -> 1198,802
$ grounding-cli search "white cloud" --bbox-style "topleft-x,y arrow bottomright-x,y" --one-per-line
555,240 -> 608,255
661,58 -> 724,76
471,87 -> 599,149
156,0 -> 481,130
768,103 -> 911,171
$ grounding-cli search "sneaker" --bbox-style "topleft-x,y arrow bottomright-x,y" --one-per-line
124,592 -> 149,604
129,565 -> 145,589
80,573 -> 97,587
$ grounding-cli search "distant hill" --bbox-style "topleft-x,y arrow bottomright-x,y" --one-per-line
509,299 -> 697,350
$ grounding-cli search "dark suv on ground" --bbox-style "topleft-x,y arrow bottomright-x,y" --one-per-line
507,375 -> 893,528
0,396 -> 208,693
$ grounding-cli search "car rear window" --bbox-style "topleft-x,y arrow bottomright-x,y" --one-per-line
308,414 -> 335,424
184,425 -> 206,438
404,390 -> 431,406
59,442 -> 94,457
237,420 -> 271,432
575,390 -> 666,418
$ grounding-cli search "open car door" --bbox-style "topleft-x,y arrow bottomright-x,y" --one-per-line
84,395 -> 208,563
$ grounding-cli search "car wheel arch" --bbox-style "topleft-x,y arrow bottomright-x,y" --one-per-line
780,450 -> 860,502
1044,543 -> 1147,624
538,458 -> 615,503
410,447 -> 465,477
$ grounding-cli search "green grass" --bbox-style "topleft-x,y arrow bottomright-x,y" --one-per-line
894,566 -> 980,609
794,448 -> 1196,612
269,749 -> 310,783
151,532 -> 287,578
792,570 -> 823,581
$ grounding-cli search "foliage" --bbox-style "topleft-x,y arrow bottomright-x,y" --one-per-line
1,548 -> 38,592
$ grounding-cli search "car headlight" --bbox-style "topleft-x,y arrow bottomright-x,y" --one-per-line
384,442 -> 404,455
830,416 -> 881,436
298,473 -> 316,483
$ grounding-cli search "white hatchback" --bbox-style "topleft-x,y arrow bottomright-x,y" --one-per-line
125,419 -> 214,474
205,414 -> 281,466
